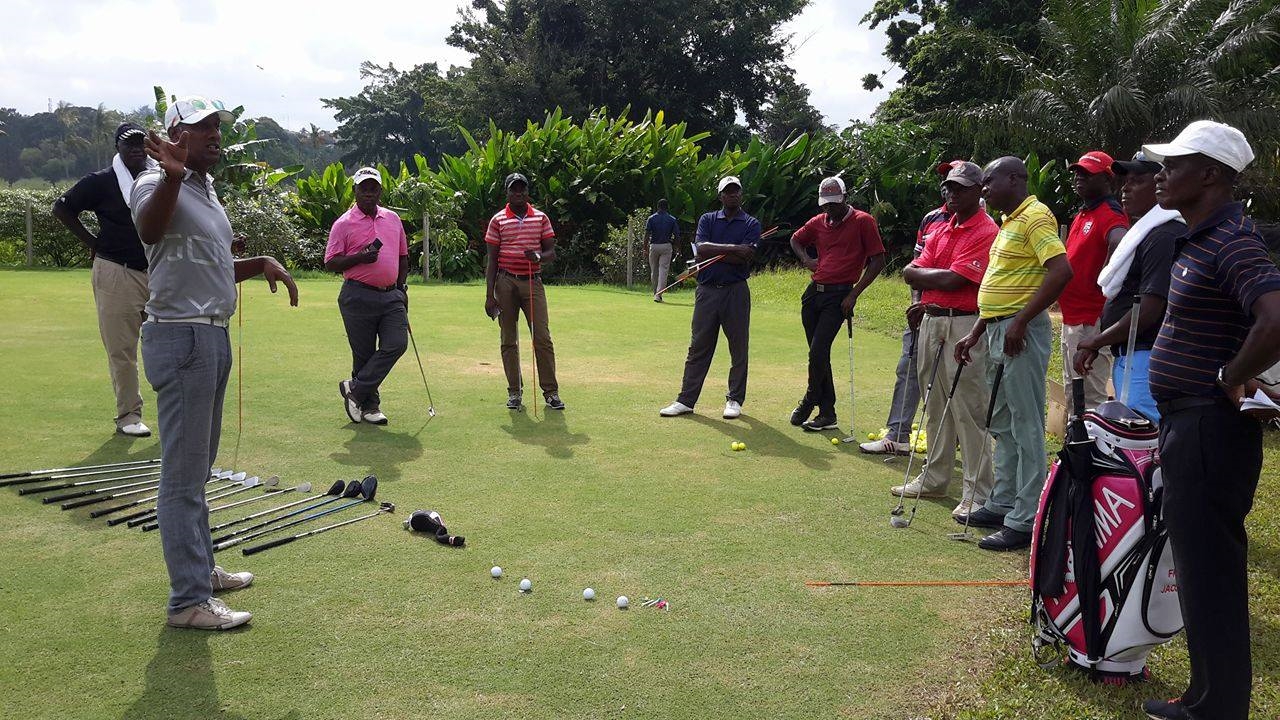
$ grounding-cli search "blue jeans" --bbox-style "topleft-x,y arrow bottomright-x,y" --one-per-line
885,327 -> 921,441
1112,351 -> 1160,422
141,322 -> 231,612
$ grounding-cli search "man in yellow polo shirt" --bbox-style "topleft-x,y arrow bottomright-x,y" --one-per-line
954,156 -> 1073,551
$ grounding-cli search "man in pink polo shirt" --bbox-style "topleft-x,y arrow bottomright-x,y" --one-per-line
325,166 -> 410,425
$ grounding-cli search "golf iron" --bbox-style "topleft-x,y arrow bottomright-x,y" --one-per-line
840,315 -> 858,443
93,470 -> 244,520
208,479 -> 342,535
132,473 -> 268,529
211,477 -> 372,547
890,338 -> 946,529
139,475 -> 281,531
22,468 -> 164,496
212,476 -> 378,552
0,457 -> 160,485
68,472 -> 245,512
875,329 -> 918,457
951,361 -> 1004,541
407,323 -> 437,418
241,502 -> 395,556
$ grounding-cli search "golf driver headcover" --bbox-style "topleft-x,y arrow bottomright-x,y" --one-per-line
404,509 -> 465,547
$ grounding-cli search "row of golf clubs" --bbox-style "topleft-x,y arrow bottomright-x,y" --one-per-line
3,459 -> 391,555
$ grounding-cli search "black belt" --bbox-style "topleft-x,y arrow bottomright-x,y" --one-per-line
702,280 -> 745,289
923,305 -> 976,317
985,314 -> 1016,323
345,278 -> 396,292
501,269 -> 541,281
812,282 -> 853,293
1156,395 -> 1233,416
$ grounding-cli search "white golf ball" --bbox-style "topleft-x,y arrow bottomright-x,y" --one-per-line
490,566 -> 503,578
583,587 -> 596,601
616,595 -> 629,609
519,578 -> 532,592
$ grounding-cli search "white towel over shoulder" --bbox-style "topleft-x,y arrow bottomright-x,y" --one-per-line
112,153 -> 157,209
1097,206 -> 1183,300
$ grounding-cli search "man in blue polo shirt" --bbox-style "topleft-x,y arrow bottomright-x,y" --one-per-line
660,176 -> 759,419
1139,121 -> 1280,720
645,198 -> 680,302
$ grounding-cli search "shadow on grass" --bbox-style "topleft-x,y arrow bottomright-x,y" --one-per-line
121,629 -> 298,720
74,434 -> 163,469
329,424 -> 423,482
687,413 -> 833,471
501,408 -> 590,459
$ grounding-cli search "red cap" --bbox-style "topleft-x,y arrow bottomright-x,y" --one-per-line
935,160 -> 965,176
1068,151 -> 1114,176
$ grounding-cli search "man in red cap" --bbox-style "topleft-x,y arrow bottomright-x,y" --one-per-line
1058,151 -> 1128,409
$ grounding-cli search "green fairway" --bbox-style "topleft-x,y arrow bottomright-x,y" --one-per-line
0,269 -> 1275,719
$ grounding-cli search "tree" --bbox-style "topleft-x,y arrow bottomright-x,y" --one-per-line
757,77 -> 831,145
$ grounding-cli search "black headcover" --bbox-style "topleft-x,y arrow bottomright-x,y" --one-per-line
405,509 -> 465,547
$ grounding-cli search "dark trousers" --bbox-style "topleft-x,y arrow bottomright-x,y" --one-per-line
494,271 -> 558,395
338,281 -> 408,410
799,282 -> 846,414
1159,402 -> 1262,720
677,282 -> 750,407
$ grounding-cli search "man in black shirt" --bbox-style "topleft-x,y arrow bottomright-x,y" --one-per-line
52,122 -> 154,437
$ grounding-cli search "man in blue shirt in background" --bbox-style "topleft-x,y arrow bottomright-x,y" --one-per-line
645,198 -> 680,302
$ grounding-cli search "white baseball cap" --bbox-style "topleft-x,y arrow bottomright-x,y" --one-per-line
817,176 -> 845,205
164,96 -> 233,130
717,176 -> 742,193
1142,120 -> 1255,173
351,167 -> 381,185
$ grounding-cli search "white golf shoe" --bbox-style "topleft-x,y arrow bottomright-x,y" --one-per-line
211,566 -> 254,592
362,410 -> 388,425
167,598 -> 251,630
859,437 -> 910,455
659,401 -> 694,417
723,400 -> 742,419
118,422 -> 152,437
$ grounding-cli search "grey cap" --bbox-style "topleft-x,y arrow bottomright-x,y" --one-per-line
941,161 -> 983,187
504,172 -> 529,189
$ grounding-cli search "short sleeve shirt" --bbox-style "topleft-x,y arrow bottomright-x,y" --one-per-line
1149,203 -> 1280,402
58,167 -> 148,271
694,209 -> 761,285
484,204 -> 554,274
131,170 -> 237,321
1059,197 -> 1128,325
916,206 -> 951,258
1098,218 -> 1180,354
914,210 -> 999,312
791,205 -> 885,285
645,212 -> 679,244
324,205 -> 409,288
977,196 -> 1066,319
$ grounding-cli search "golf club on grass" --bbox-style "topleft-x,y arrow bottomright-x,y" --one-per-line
407,323 -> 437,419
890,338 -> 946,529
133,474 -> 269,530
0,457 -> 160,484
94,470 -> 244,520
841,315 -> 858,442
241,502 -> 395,556
211,477 -> 371,547
951,361 -> 1005,541
917,361 -> 982,542
124,472 -> 251,526
208,479 -> 340,534
212,477 -> 378,552
41,472 -> 170,504
20,468 -> 164,495
138,475 -> 281,531
65,472 -> 245,511
98,470 -> 237,523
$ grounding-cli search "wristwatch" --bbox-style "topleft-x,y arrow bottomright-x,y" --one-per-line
158,165 -> 180,184
1217,365 -> 1233,389
533,251 -> 542,263
396,282 -> 408,292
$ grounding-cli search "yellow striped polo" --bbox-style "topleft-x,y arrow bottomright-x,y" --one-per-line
977,196 -> 1065,318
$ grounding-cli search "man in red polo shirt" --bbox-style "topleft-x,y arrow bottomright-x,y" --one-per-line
892,161 -> 997,517
483,173 -> 564,411
1059,151 -> 1128,409
788,176 -> 885,431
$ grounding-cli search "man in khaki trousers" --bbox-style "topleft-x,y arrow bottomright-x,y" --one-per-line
52,123 -> 153,437
894,162 -> 998,517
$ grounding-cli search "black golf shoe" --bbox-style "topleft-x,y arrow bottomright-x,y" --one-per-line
954,506 -> 1006,529
802,414 -> 839,431
545,393 -> 566,410
977,526 -> 1032,551
506,393 -> 523,410
1142,698 -> 1191,719
790,401 -> 815,427
339,380 -> 362,423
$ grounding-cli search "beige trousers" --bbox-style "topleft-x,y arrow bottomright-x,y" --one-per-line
91,257 -> 148,427
1061,320 -> 1111,410
914,314 -> 995,503
495,271 -> 558,396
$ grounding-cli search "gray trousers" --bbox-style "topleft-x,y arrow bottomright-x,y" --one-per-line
649,243 -> 673,295
677,282 -> 750,407
141,322 -> 231,612
338,281 -> 408,410
885,327 -> 921,441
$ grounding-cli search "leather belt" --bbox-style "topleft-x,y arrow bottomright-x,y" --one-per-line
345,278 -> 397,292
985,314 -> 1016,323
923,305 -> 975,317
501,269 -> 541,281
147,315 -> 229,328
813,282 -> 853,293
1156,396 -> 1231,416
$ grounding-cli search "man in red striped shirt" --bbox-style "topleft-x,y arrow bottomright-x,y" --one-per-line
484,173 -> 564,411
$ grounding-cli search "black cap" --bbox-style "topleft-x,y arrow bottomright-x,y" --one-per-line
115,122 -> 146,145
1112,150 -> 1162,176
504,172 -> 529,189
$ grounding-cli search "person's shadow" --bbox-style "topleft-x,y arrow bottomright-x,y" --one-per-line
329,424 -> 424,483
73,434 -> 163,469
501,409 -> 591,459
688,413 -> 832,471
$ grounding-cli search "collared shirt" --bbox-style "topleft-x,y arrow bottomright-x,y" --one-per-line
1059,196 -> 1128,325
694,208 -> 761,285
645,211 -> 679,244
324,205 -> 409,288
914,209 -> 998,312
131,169 -> 237,321
1149,202 -> 1280,402
791,204 -> 885,285
484,203 -> 555,274
1098,218 -> 1180,354
59,167 -> 148,271
977,196 -> 1065,319
916,205 -> 951,257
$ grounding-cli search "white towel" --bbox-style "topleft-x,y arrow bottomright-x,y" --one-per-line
112,153 -> 157,209
1097,205 -> 1183,300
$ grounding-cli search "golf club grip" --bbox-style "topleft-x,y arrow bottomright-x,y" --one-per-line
241,535 -> 296,556
1071,377 -> 1086,416
0,471 -> 34,481
107,507 -> 153,525
948,362 -> 965,397
986,363 -> 1005,428
140,521 -> 159,532
846,316 -> 853,338
127,513 -> 158,528
90,499 -> 142,518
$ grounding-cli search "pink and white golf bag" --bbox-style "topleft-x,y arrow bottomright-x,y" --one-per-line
1029,380 -> 1184,683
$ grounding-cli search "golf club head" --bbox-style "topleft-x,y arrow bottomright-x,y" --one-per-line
241,477 -> 261,489
889,515 -> 910,529
946,532 -> 974,542
263,475 -> 280,488
324,479 -> 346,497
890,505 -> 905,517
297,482 -> 313,493
210,468 -> 222,476
227,471 -> 247,485
379,502 -> 395,512
359,475 -> 378,500
340,480 -> 362,499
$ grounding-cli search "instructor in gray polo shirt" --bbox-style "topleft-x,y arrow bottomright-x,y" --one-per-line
133,95 -> 298,631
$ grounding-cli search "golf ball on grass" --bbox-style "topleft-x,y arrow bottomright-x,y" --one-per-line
490,566 -> 503,578
617,595 -> 629,609
583,587 -> 596,601
831,437 -> 841,446
519,578 -> 532,592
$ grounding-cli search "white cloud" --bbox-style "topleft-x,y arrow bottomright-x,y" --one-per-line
0,0 -> 896,131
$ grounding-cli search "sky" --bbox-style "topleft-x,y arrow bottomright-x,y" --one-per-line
0,0 -> 901,132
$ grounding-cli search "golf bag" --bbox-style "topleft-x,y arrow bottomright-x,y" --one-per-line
1029,379 -> 1182,683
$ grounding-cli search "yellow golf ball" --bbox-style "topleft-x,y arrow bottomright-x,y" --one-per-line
739,443 -> 747,451
867,432 -> 876,440
831,437 -> 841,446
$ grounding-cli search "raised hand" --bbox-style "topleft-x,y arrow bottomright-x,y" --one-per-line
145,130 -> 188,176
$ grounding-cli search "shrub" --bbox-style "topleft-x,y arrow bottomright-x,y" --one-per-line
0,187 -> 90,267
222,191 -> 317,270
